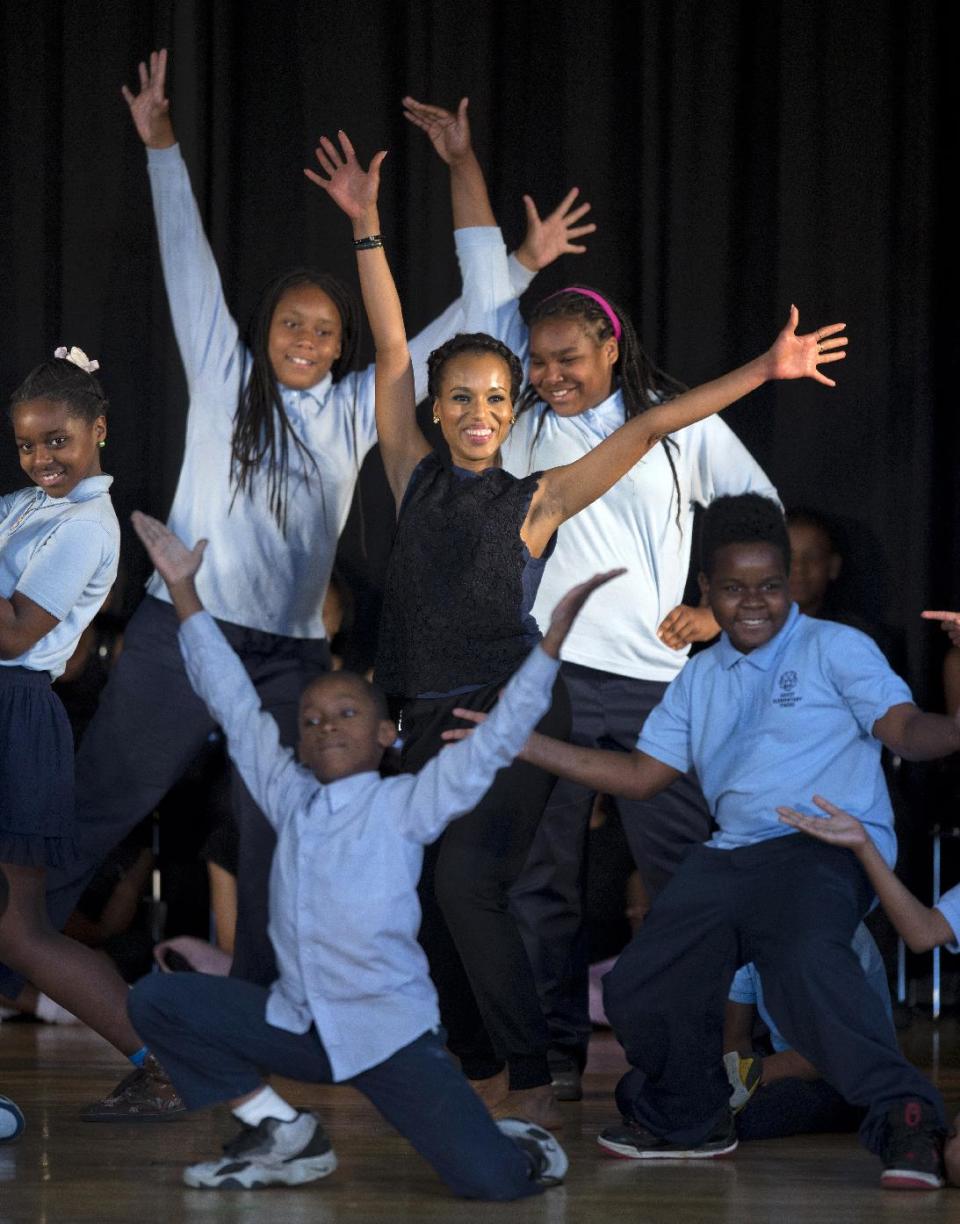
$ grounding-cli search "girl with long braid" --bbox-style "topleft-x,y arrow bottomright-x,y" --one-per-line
313,124 -> 846,1129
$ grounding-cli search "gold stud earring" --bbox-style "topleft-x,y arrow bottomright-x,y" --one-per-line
432,412 -> 440,425
510,414 -> 517,427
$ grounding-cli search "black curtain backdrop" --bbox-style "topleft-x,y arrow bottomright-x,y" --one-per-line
0,0 -> 956,695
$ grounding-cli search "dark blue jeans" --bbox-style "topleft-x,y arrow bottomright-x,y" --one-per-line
128,974 -> 542,1201
604,836 -> 944,1155
0,595 -> 328,998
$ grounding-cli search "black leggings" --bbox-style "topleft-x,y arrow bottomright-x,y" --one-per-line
400,672 -> 570,1090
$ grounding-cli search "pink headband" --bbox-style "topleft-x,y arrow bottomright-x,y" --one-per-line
546,287 -> 622,342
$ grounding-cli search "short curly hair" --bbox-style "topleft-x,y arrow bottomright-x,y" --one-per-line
701,494 -> 790,577
427,333 -> 524,403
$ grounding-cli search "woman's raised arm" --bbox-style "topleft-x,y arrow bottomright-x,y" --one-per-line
521,306 -> 848,557
305,132 -> 430,510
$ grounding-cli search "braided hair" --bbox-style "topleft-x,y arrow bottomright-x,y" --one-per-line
10,356 -> 109,423
231,269 -> 360,532
516,287 -> 686,525
426,332 -> 524,402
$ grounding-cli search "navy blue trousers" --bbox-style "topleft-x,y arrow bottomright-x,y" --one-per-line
604,836 -> 944,1155
510,663 -> 713,1063
0,596 -> 328,998
128,974 -> 541,1202
736,1076 -> 864,1141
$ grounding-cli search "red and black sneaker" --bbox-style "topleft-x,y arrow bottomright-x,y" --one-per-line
879,1099 -> 945,1190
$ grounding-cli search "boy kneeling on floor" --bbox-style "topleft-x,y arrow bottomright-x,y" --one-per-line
126,512 -> 612,1197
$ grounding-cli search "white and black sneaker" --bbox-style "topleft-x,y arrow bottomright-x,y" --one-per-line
183,1111 -> 337,1189
496,1117 -> 568,1187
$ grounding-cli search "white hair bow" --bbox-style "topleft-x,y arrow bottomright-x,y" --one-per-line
54,345 -> 100,374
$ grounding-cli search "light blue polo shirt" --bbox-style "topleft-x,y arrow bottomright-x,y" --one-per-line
637,604 -> 912,866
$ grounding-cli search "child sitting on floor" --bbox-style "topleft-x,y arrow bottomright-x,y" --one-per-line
126,511 -> 618,1198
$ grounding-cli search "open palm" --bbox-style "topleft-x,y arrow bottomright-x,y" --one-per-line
305,132 -> 386,220
402,96 -> 472,165
767,306 -> 848,386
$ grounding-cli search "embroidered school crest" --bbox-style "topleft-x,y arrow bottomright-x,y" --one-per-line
773,670 -> 802,708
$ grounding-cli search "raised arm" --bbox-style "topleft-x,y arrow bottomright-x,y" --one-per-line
777,796 -> 955,953
122,49 -> 239,388
520,306 -> 848,557
131,512 -> 308,828
305,132 -> 429,510
403,97 -> 595,349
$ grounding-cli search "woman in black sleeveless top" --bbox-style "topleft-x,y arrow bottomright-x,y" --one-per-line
309,129 -> 846,1127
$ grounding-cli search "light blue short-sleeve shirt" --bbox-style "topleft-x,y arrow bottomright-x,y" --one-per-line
637,605 -> 912,866
0,475 -> 120,679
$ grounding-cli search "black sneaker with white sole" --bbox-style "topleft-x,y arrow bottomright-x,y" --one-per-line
183,1111 -> 337,1189
496,1117 -> 569,1186
598,1112 -> 737,1160
879,1099 -> 945,1191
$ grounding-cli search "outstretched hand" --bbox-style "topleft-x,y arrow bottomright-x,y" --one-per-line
921,610 -> 960,651
121,48 -> 175,149
766,306 -> 847,386
131,511 -> 206,589
776,794 -> 868,849
305,131 -> 387,222
515,188 -> 597,272
402,96 -> 473,165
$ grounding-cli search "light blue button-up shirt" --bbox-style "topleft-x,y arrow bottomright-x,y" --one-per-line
637,604 -> 912,865
179,609 -> 559,1081
143,144 -> 525,638
0,475 -> 119,678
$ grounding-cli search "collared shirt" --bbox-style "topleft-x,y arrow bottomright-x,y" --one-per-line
637,604 -> 912,865
0,475 -> 119,678
143,144 -> 523,638
729,923 -> 893,1052
501,389 -> 778,681
179,609 -> 559,1081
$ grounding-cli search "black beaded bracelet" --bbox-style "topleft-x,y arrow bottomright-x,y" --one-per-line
353,234 -> 384,250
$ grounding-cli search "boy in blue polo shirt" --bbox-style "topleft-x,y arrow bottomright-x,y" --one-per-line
507,494 -> 957,1189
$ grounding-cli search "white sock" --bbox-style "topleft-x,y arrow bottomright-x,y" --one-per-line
232,1086 -> 297,1127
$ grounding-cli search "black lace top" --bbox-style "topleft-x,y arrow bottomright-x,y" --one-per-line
375,453 -> 554,699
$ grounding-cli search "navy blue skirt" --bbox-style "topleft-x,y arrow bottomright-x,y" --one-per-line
0,666 -> 76,868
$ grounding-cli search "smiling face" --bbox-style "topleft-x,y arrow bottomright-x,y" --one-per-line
298,673 -> 395,784
528,317 -> 618,417
267,283 -> 343,390
13,398 -> 105,497
433,352 -> 515,471
700,541 -> 791,654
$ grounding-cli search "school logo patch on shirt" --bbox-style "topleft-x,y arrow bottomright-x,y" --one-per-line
773,670 -> 802,708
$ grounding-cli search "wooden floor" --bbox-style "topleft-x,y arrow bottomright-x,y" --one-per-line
1,1016 -> 959,1223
